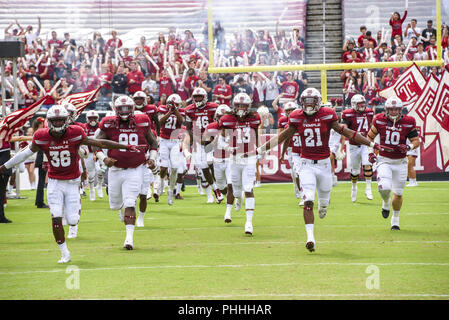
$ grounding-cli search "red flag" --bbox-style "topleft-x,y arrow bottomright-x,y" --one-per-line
0,96 -> 47,146
57,87 -> 100,118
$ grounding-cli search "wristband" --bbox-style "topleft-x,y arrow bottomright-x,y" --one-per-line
96,151 -> 106,162
149,149 -> 157,161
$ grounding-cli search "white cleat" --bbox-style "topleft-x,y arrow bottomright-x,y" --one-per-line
295,189 -> 301,199
365,189 -> 373,200
224,212 -> 232,223
168,190 -> 173,206
299,199 -> 305,206
123,238 -> 134,250
97,186 -> 103,199
207,195 -> 214,204
58,253 -> 71,264
332,175 -> 338,187
351,188 -> 357,202
254,180 -> 261,188
406,181 -> 418,187
67,225 -> 78,239
89,189 -> 95,201
197,185 -> 205,195
136,215 -> 144,227
318,206 -> 327,219
245,221 -> 253,235
234,197 -> 242,211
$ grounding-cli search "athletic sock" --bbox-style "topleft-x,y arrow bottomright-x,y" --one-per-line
126,224 -> 135,240
176,183 -> 183,195
409,178 -> 416,184
305,224 -> 315,242
391,210 -> 400,226
246,210 -> 253,223
138,211 -> 145,219
58,242 -> 70,256
352,182 -> 357,190
366,180 -> 372,191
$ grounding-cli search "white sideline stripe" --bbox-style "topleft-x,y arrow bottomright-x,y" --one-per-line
1,262 -> 449,276
2,240 -> 449,253
136,293 -> 449,299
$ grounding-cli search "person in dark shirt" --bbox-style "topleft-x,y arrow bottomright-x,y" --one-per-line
111,65 -> 128,94
232,77 -> 253,97
421,20 -> 437,49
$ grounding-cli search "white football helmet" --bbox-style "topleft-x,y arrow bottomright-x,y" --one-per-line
300,88 -> 322,116
233,92 -> 252,118
167,93 -> 182,109
86,110 -> 99,127
113,95 -> 135,121
192,87 -> 208,108
351,94 -> 366,112
47,105 -> 70,133
384,97 -> 403,122
62,103 -> 77,124
283,101 -> 298,115
133,91 -> 147,109
215,104 -> 231,120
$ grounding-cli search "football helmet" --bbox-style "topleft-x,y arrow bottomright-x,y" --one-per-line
300,88 -> 322,116
86,110 -> 99,127
62,103 -> 77,124
133,91 -> 147,109
113,95 -> 134,121
47,105 -> 70,133
283,101 -> 298,115
233,92 -> 252,118
192,87 -> 208,108
351,94 -> 366,112
167,94 -> 182,109
384,97 -> 403,122
215,104 -> 231,121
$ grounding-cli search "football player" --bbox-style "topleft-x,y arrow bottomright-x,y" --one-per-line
185,87 -> 224,204
95,96 -> 158,250
133,90 -> 160,134
257,88 -> 391,252
219,93 -> 261,235
341,94 -> 375,202
367,97 -> 420,230
0,105 -> 136,263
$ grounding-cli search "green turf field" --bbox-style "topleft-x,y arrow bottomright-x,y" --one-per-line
0,181 -> 448,300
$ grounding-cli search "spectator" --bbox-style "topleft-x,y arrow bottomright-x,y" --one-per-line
280,72 -> 299,101
357,26 -> 367,48
39,79 -> 58,110
404,19 -> 421,44
342,38 -> 363,63
4,19 -> 24,41
213,75 -> 232,106
232,76 -> 253,97
99,64 -> 113,97
47,31 -> 63,52
271,93 -> 287,125
421,20 -> 437,48
196,70 -> 214,101
295,71 -> 308,99
425,36 -> 437,60
80,65 -> 100,91
343,75 -> 360,106
63,32 -> 76,50
142,73 -> 157,100
23,81 -> 38,108
156,68 -> 174,99
389,9 -> 407,45
126,61 -> 144,95
250,73 -> 267,107
111,64 -> 127,95
24,16 -> 41,47
104,30 -> 123,53
214,21 -> 226,52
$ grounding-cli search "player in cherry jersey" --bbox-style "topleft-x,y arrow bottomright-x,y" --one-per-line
0,105 -> 137,263
278,101 -> 302,202
257,88 -> 392,252
367,97 -> 420,230
219,93 -> 261,235
174,124 -> 189,200
157,93 -> 185,205
342,94 -> 375,202
83,110 -> 105,201
185,87 -> 224,204
95,95 -> 158,250
205,104 -> 238,223
133,90 -> 160,134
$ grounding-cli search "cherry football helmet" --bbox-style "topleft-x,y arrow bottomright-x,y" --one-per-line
384,97 -> 403,122
300,88 -> 322,116
215,104 -> 231,121
86,110 -> 99,127
351,94 -> 366,112
167,93 -> 182,109
133,91 -> 147,109
113,95 -> 134,121
47,105 -> 70,133
233,92 -> 252,118
192,87 -> 208,108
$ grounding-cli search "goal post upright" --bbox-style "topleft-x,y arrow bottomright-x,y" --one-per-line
207,0 -> 443,103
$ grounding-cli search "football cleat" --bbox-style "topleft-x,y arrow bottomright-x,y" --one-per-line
197,185 -> 204,195
382,209 -> 390,219
224,212 -> 232,223
295,189 -> 301,199
213,189 -> 224,204
245,221 -> 253,235
365,189 -> 373,200
58,253 -> 71,264
175,194 -> 184,200
67,225 -> 78,239
181,183 -> 185,192
96,186 -> 104,199
168,190 -> 173,206
351,187 -> 357,202
332,175 -> 338,187
234,197 -> 242,211
406,181 -> 418,187
207,194 -> 214,204
254,180 -> 261,188
153,193 -> 159,202
299,199 -> 305,206
136,215 -> 144,227
318,206 -> 327,219
123,238 -> 134,250
306,241 -> 315,252
89,188 -> 95,201
391,225 -> 400,230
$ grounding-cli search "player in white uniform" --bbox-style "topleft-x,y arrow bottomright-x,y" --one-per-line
406,137 -> 419,187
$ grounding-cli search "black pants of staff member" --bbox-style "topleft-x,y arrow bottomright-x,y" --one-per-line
0,150 -> 12,223
34,150 -> 48,208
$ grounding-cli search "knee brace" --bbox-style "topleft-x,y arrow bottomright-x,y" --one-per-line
364,166 -> 373,178
350,173 -> 359,183
303,201 -> 314,211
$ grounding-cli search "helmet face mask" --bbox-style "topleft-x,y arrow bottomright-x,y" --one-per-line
114,96 -> 135,121
87,116 -> 99,126
47,106 -> 69,134
385,97 -> 403,122
351,94 -> 366,112
192,88 -> 207,108
300,88 -> 322,116
234,103 -> 250,118
167,94 -> 182,110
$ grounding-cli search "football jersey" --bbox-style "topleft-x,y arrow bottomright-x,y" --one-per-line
135,104 -> 158,130
372,113 -> 417,159
99,114 -> 150,168
185,102 -> 218,136
32,125 -> 86,180
83,122 -> 99,152
219,113 -> 261,155
288,107 -> 338,160
158,105 -> 185,140
342,108 -> 374,145
205,121 -> 228,159
278,115 -> 301,155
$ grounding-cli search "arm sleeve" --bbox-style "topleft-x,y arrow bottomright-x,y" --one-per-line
4,146 -> 35,169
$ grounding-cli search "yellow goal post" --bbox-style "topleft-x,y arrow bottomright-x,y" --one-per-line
206,0 -> 444,103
